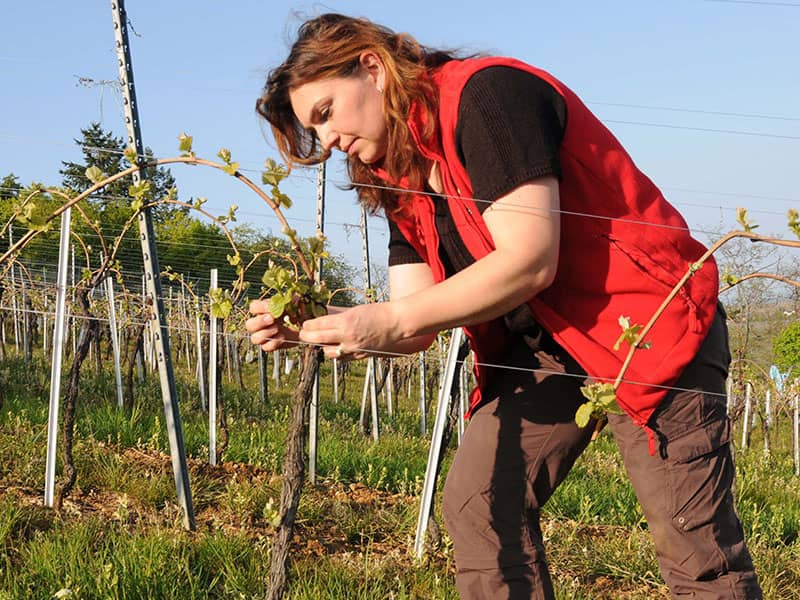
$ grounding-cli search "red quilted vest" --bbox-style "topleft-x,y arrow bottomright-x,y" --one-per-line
379,57 -> 719,428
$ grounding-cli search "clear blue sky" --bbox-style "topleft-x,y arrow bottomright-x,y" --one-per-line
2,1 -> 799,280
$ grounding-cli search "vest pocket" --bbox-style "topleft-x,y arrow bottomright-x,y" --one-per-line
604,234 -> 701,334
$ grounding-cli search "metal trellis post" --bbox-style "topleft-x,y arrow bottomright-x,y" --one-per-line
106,272 -> 124,408
361,204 -> 380,441
209,269 -> 219,466
44,209 -> 71,507
310,161 -> 326,484
741,381 -> 752,449
419,351 -> 427,435
110,0 -> 194,530
414,327 -> 464,559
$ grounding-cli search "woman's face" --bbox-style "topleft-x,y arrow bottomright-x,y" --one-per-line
289,57 -> 387,165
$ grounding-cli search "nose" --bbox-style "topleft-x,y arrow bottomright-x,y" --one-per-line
318,124 -> 339,152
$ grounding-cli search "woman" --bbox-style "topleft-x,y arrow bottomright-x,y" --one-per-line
247,13 -> 762,599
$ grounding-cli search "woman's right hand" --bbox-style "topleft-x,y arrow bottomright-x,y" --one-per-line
245,299 -> 300,352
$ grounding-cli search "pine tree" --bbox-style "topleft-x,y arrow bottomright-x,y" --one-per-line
60,122 -> 182,223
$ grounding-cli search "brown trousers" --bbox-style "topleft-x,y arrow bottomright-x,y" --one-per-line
442,309 -> 762,599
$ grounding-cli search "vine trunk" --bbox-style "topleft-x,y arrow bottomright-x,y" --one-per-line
266,346 -> 321,600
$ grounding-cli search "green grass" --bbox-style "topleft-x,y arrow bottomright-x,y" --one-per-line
1,350 -> 799,598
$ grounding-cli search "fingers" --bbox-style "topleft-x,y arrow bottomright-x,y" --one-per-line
249,323 -> 285,350
298,315 -> 342,346
322,343 -> 343,361
297,314 -> 335,332
249,299 -> 271,315
247,302 -> 359,357
245,312 -> 276,334
246,307 -> 295,352
320,343 -> 367,362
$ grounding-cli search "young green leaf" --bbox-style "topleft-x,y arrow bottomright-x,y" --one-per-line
85,166 -> 105,184
722,268 -> 739,286
263,158 -> 288,187
262,171 -> 278,187
580,382 -> 617,408
788,208 -> 800,239
736,207 -> 759,232
268,292 -> 290,318
613,315 -> 645,351
209,288 -> 233,319
128,180 -> 151,200
217,148 -> 232,164
594,383 -> 622,414
575,402 -> 594,428
124,145 -> 139,164
273,189 -> 292,209
17,200 -> 52,232
178,132 -> 194,156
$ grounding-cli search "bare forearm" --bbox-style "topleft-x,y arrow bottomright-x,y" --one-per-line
393,249 -> 553,338
330,305 -> 435,357
374,332 -> 436,356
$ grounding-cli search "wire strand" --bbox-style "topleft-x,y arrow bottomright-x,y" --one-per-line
0,302 -> 777,402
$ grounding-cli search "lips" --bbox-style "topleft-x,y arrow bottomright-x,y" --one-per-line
344,139 -> 358,157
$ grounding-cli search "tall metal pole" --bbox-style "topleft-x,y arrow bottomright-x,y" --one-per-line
105,273 -> 124,408
44,209 -> 72,507
741,381 -> 752,449
209,269 -> 219,466
21,277 -> 30,360
309,162 -> 325,484
414,328 -> 464,558
361,205 -> 380,440
71,245 -> 77,356
419,351 -> 427,434
110,0 -> 194,530
42,271 -> 49,358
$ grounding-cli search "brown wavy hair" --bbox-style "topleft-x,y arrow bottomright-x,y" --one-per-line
256,13 -> 460,214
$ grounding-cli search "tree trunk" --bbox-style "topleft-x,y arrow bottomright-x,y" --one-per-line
374,357 -> 391,397
266,347 -> 321,600
337,359 -> 348,404
124,320 -> 147,412
93,327 -> 103,373
24,292 -> 36,360
54,287 -> 97,510
235,338 -> 246,390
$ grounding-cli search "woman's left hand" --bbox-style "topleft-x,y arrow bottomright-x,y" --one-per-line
298,302 -> 403,360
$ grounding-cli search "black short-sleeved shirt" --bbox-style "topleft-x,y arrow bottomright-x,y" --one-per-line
387,66 -> 567,278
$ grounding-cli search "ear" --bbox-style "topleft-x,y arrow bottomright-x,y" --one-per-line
359,51 -> 386,92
